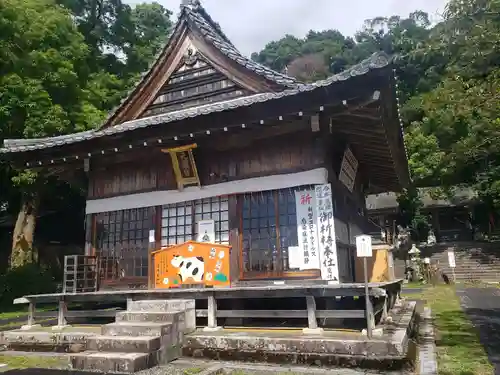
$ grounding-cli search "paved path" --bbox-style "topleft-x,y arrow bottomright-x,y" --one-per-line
456,287 -> 500,374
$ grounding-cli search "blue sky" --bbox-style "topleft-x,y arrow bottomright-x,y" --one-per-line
125,0 -> 448,56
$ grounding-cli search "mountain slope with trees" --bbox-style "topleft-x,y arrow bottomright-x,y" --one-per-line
253,0 -> 500,221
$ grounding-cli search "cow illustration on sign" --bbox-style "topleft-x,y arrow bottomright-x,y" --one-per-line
171,255 -> 205,282
153,241 -> 231,288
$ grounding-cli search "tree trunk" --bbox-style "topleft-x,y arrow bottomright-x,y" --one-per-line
10,196 -> 39,269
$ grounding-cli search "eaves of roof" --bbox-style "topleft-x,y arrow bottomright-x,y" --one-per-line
1,52 -> 392,154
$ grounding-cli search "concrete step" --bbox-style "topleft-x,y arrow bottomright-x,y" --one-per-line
87,335 -> 161,353
116,311 -> 182,324
71,351 -> 155,373
102,322 -> 174,337
127,299 -> 195,313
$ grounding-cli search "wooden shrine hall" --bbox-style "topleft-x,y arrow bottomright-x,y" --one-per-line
0,0 -> 409,293
0,6 -> 417,370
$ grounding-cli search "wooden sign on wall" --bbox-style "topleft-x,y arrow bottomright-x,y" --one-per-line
339,147 -> 358,192
153,241 -> 231,289
162,144 -> 201,190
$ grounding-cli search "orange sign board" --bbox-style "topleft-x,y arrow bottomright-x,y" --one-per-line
153,241 -> 231,289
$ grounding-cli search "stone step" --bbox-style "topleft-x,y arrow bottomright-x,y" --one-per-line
102,322 -> 173,337
116,311 -> 182,324
128,299 -> 195,313
71,351 -> 155,373
441,269 -> 500,274
87,335 -> 161,353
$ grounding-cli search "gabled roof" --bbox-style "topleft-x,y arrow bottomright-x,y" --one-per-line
183,1 -> 298,88
101,0 -> 299,129
0,52 -> 393,154
366,187 -> 478,212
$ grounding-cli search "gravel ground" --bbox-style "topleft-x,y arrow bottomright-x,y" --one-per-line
0,357 -> 412,375
135,358 -> 411,375
456,287 -> 500,374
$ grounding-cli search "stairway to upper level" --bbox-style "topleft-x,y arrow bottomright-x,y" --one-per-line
70,299 -> 195,373
394,241 -> 500,283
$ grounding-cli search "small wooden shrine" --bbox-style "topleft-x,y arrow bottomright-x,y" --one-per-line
0,0 -> 409,290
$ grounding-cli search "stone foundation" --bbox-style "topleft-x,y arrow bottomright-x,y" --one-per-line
183,300 -> 417,371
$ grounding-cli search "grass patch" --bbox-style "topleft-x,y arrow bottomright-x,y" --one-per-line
0,318 -> 56,331
183,368 -> 203,375
0,355 -> 68,369
403,282 -> 427,289
0,305 -> 57,320
407,285 -> 493,375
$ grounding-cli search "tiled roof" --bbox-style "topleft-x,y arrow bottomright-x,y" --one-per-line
366,187 -> 478,211
0,52 -> 392,154
183,3 -> 298,88
101,1 -> 298,132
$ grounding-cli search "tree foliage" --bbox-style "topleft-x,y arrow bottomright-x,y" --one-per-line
0,0 -> 173,268
253,0 -> 500,216
3,0 -> 500,270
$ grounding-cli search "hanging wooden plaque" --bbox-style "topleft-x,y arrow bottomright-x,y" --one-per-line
162,144 -> 201,190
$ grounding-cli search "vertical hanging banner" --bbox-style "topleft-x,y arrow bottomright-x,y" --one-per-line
294,190 -> 320,270
315,184 -> 340,282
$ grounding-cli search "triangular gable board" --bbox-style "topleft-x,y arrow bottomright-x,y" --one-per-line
102,2 -> 297,129
139,46 -> 249,118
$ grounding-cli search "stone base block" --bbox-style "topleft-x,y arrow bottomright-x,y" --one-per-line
362,328 -> 384,337
152,344 -> 182,365
102,322 -> 173,337
1,330 -> 93,353
19,324 -> 41,331
302,328 -> 324,335
87,335 -> 161,353
51,325 -> 71,331
116,311 -> 182,324
71,351 -> 155,373
202,326 -> 223,332
128,299 -> 195,313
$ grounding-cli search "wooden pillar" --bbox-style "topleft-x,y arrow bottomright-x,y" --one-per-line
148,206 -> 162,289
228,195 -> 240,284
84,214 -> 92,256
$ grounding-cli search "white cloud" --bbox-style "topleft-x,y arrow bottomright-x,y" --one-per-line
125,0 -> 448,55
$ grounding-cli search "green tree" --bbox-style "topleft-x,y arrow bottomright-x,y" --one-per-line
56,0 -> 173,110
402,0 -> 500,211
1,0 -> 174,267
0,0 -> 105,267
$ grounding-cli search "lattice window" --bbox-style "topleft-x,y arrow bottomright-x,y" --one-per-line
161,201 -> 193,246
161,196 -> 229,247
95,207 -> 154,280
241,188 -> 310,273
194,196 -> 229,244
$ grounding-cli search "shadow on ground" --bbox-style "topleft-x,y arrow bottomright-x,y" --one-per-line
458,288 -> 500,375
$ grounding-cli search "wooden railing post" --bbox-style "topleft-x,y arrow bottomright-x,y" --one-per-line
303,295 -> 323,335
203,293 -> 222,332
52,297 -> 70,331
20,301 -> 40,330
